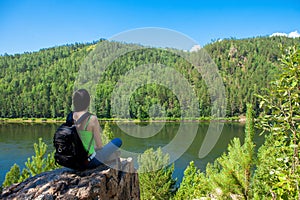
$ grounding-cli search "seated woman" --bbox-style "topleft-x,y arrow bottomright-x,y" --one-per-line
71,88 -> 122,169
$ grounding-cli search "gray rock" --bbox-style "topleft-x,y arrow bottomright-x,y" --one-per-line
1,158 -> 140,200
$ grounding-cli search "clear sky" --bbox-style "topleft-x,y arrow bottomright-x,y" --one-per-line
0,0 -> 299,55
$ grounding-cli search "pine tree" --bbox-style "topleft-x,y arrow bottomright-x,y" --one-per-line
138,147 -> 176,200
207,104 -> 255,199
25,138 -> 58,176
2,138 -> 59,187
2,164 -> 21,187
174,161 -> 209,199
244,103 -> 255,198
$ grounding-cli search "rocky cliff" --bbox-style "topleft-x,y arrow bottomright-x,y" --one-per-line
1,157 -> 140,200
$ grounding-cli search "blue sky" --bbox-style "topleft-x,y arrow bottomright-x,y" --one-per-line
0,0 -> 299,55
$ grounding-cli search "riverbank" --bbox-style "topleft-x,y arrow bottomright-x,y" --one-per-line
0,116 -> 244,123
0,118 -> 64,123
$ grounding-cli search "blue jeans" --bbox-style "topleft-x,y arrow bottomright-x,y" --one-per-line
87,138 -> 122,169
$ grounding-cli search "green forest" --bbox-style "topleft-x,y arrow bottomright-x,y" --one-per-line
1,36 -> 299,119
1,37 -> 300,199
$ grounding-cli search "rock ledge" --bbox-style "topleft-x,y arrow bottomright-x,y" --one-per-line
1,157 -> 140,200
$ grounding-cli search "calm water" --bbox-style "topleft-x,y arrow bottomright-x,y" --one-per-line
0,122 -> 264,185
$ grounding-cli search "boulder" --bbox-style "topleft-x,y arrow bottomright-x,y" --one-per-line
1,157 -> 140,200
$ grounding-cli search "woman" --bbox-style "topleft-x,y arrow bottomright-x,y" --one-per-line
72,88 -> 122,169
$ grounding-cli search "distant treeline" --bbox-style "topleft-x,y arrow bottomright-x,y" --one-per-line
0,36 -> 299,119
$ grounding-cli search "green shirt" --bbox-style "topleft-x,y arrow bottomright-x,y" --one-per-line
78,116 -> 95,155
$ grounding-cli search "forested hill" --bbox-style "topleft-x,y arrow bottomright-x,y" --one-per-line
0,36 -> 299,119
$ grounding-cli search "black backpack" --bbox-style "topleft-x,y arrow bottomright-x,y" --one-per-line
53,112 -> 92,170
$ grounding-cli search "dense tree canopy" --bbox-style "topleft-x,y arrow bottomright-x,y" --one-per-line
0,36 -> 299,119
0,42 -> 96,118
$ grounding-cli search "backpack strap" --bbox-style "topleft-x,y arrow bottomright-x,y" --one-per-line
83,115 -> 92,130
74,112 -> 90,125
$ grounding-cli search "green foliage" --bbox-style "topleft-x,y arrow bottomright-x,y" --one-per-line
25,138 -> 58,176
138,147 -> 176,200
19,168 -> 30,183
206,104 -> 255,199
2,37 -> 300,197
2,164 -> 21,187
2,138 -> 59,187
253,45 -> 300,199
174,104 -> 256,199
205,36 -> 300,117
244,104 -> 255,197
0,42 -> 94,118
1,37 -> 300,119
101,122 -> 114,145
173,46 -> 300,199
173,161 -> 209,199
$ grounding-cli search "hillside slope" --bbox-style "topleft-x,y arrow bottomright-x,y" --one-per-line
0,36 -> 299,118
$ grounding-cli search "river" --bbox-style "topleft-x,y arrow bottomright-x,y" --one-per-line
0,122 -> 264,185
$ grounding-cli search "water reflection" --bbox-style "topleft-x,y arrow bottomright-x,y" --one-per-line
0,122 -> 264,184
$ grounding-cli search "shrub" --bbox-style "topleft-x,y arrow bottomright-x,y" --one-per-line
2,138 -> 59,187
138,147 -> 176,200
